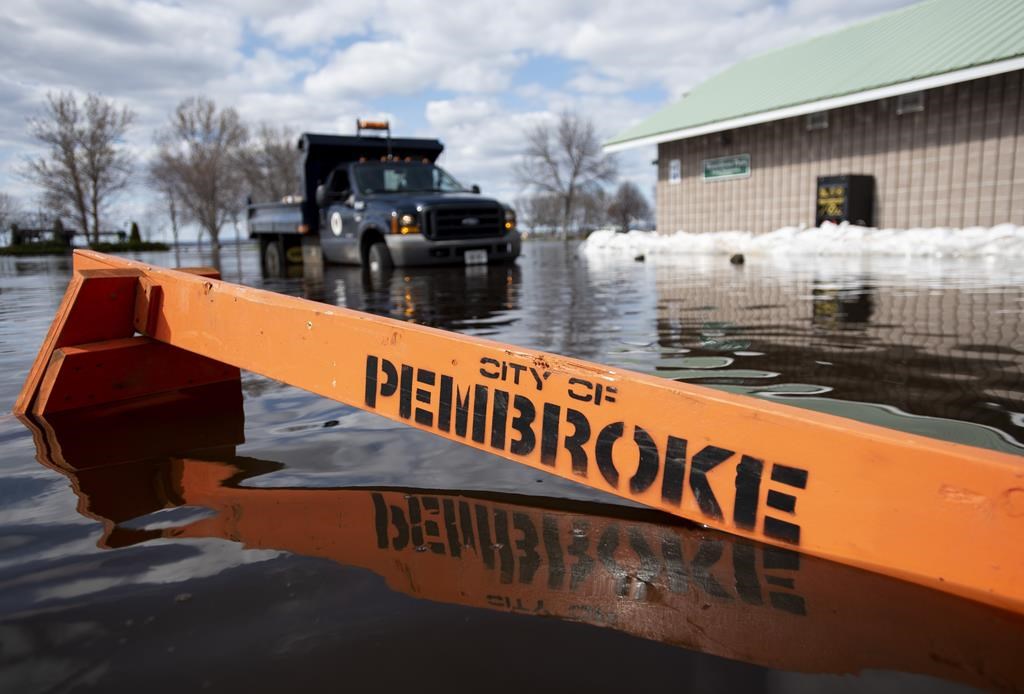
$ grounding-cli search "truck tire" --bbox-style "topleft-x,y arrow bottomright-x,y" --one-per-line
263,239 -> 283,277
367,241 -> 393,273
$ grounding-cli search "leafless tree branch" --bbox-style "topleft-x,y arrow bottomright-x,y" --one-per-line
239,124 -> 302,203
20,92 -> 134,243
514,110 -> 616,238
607,181 -> 652,233
150,96 -> 248,252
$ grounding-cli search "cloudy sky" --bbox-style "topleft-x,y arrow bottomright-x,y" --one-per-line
0,0 -> 915,236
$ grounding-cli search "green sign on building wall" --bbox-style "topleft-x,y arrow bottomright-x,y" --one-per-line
702,154 -> 750,181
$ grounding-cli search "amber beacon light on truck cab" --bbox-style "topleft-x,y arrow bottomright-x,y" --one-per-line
246,119 -> 521,275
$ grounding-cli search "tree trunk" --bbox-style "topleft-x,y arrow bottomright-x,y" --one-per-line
169,194 -> 180,266
90,191 -> 100,244
168,195 -> 179,246
232,213 -> 242,279
562,191 -> 574,242
205,220 -> 221,270
209,240 -> 221,270
76,210 -> 90,245
66,149 -> 90,246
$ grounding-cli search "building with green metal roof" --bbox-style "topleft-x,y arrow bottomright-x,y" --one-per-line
607,0 -> 1024,233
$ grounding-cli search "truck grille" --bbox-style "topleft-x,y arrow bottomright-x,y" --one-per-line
427,204 -> 503,240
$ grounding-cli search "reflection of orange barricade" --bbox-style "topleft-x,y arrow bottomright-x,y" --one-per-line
26,409 -> 1024,692
13,250 -> 1024,613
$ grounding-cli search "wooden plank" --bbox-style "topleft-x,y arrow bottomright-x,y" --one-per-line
13,269 -> 141,415
21,249 -> 1024,612
71,251 -> 219,279
179,266 -> 221,279
33,336 -> 240,415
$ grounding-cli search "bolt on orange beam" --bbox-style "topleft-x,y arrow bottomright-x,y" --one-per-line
16,250 -> 1024,613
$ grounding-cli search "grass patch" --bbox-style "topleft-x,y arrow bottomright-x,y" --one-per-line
0,243 -> 71,256
87,241 -> 170,252
1,240 -> 171,256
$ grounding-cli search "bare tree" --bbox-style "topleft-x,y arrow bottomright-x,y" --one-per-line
515,111 -> 616,239
164,187 -> 182,247
147,161 -> 187,247
241,124 -> 302,203
145,179 -> 186,266
515,193 -> 561,234
21,92 -> 134,244
152,96 -> 248,253
577,187 -> 610,234
607,181 -> 652,233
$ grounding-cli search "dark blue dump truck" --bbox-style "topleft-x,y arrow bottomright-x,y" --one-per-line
247,122 -> 520,274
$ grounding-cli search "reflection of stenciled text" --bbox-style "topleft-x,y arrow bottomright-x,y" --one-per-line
372,492 -> 807,617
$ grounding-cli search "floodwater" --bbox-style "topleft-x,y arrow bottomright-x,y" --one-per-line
1,240 -> 1023,693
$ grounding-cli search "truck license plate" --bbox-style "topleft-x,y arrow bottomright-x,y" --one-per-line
464,249 -> 488,265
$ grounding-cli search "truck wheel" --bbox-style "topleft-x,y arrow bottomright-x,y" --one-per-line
263,240 -> 283,277
367,242 -> 393,273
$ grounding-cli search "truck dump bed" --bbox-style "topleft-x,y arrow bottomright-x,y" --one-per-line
249,133 -> 445,238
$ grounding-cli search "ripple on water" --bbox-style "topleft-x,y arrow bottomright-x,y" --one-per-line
0,242 -> 1022,691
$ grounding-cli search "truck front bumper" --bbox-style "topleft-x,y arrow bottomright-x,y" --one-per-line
384,232 -> 521,267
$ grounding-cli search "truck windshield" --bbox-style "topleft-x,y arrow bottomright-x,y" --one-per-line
352,162 -> 467,195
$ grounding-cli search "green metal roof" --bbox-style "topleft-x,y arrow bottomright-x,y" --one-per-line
606,0 -> 1024,148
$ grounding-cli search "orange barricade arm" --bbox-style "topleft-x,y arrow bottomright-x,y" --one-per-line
13,250 -> 1024,613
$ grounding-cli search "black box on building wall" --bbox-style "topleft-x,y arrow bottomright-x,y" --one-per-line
815,175 -> 875,227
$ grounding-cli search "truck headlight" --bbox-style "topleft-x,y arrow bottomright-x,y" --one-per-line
504,208 -> 516,231
391,211 -> 421,235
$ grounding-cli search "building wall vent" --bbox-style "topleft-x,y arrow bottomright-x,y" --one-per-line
806,112 -> 829,131
896,91 -> 925,115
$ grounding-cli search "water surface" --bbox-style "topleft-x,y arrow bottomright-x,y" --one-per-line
1,241 -> 1022,693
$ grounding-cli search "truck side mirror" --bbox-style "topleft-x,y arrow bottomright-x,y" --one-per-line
315,184 -> 328,208
471,184 -> 481,194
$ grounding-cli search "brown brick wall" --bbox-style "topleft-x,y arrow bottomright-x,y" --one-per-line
655,70 -> 1024,233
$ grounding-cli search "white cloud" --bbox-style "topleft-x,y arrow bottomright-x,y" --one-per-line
299,1 -> 578,98
567,72 -> 632,96
306,41 -> 447,97
425,97 -> 548,200
304,0 -> 912,105
0,1 -> 242,94
0,0 -> 917,234
423,89 -> 653,206
256,3 -> 374,48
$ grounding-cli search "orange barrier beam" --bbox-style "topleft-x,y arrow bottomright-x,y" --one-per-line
14,250 -> 1024,612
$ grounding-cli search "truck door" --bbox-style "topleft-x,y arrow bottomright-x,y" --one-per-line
319,168 -> 359,264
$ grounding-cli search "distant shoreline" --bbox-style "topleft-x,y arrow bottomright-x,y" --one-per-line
0,240 -> 171,256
